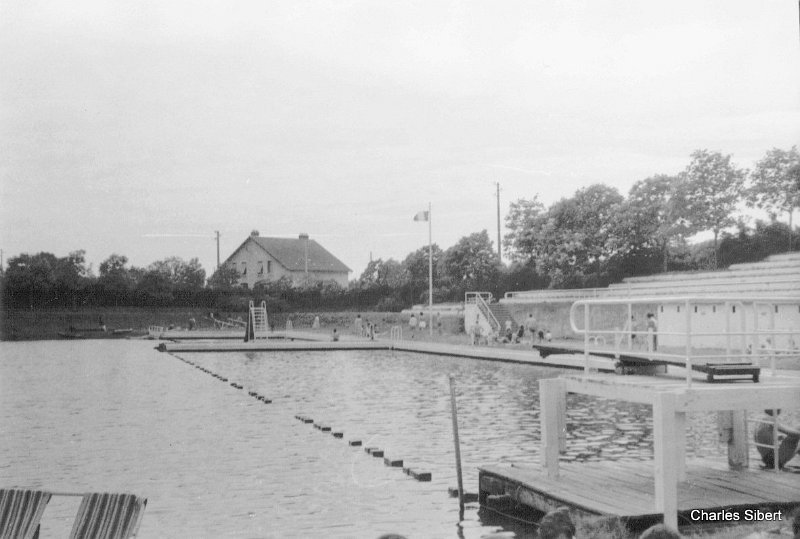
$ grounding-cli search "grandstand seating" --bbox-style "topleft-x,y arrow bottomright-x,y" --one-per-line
502,253 -> 800,303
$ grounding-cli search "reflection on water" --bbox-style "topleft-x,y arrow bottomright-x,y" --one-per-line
0,341 -> 732,538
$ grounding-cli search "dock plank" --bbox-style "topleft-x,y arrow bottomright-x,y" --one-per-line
480,461 -> 800,522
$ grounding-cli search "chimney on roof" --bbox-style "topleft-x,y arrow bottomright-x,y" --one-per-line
251,229 -> 260,237
299,233 -> 309,240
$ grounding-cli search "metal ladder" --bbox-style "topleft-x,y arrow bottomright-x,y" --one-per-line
249,300 -> 269,339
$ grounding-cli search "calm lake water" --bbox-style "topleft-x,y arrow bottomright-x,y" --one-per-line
0,340 -> 735,538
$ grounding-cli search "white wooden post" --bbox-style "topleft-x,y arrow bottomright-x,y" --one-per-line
653,391 -> 678,530
540,378 -> 566,478
728,410 -> 749,470
584,304 -> 590,374
675,409 -> 686,481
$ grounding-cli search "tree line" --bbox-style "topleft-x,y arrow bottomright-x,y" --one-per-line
2,147 -> 797,312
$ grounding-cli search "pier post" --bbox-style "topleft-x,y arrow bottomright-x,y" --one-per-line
675,409 -> 686,481
540,378 -> 566,478
729,411 -> 749,470
653,391 -> 678,530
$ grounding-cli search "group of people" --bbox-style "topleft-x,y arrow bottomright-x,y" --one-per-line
469,314 -> 552,346
408,311 -> 443,334
623,313 -> 659,351
353,313 -> 378,340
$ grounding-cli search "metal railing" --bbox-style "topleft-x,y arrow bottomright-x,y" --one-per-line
390,326 -> 403,341
466,292 -> 500,332
568,296 -> 800,386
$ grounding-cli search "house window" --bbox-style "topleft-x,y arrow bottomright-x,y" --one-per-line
267,260 -> 272,273
240,262 -> 247,275
257,261 -> 264,275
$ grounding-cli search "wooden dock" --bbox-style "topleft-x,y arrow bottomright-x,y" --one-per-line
480,460 -> 800,525
156,335 -> 616,372
481,370 -> 800,531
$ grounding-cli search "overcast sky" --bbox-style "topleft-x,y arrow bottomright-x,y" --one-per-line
2,0 -> 798,278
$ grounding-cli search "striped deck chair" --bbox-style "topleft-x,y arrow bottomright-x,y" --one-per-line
69,493 -> 147,539
0,489 -> 52,539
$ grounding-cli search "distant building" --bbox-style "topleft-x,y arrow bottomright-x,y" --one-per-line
224,232 -> 351,289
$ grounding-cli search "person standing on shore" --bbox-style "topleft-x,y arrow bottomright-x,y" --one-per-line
354,314 -> 363,335
526,314 -> 537,345
754,409 -> 800,469
409,313 -> 417,332
646,313 -> 658,352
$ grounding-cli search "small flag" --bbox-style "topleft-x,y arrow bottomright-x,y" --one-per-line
413,211 -> 429,222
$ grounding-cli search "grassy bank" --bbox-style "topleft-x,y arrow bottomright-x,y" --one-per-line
0,307 -> 425,341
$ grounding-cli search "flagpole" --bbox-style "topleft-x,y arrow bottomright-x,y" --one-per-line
428,202 -> 433,337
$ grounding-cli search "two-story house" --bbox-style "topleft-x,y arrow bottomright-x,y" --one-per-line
224,232 -> 350,288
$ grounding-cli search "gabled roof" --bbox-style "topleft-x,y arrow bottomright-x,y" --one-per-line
227,236 -> 351,274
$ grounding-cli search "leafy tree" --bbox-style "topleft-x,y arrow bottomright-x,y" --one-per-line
401,244 -> 443,304
358,258 -> 404,289
3,252 -> 59,307
54,250 -> 93,307
747,146 -> 800,251
147,257 -> 206,288
678,150 -> 746,267
616,175 -> 686,273
439,230 -> 500,297
503,196 -> 546,262
207,264 -> 241,289
541,184 -> 624,287
97,254 -> 136,305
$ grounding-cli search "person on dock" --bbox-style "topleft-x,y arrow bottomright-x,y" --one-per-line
502,325 -> 514,344
639,523 -> 682,538
754,409 -> 800,469
646,313 -> 658,352
331,328 -> 339,342
409,313 -> 417,332
354,313 -> 363,334
514,323 -> 525,343
537,506 -> 575,539
527,313 -> 537,345
418,312 -> 427,330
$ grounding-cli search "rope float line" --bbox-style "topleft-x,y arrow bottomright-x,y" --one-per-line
294,413 -> 433,482
174,355 -> 434,483
171,354 -> 271,403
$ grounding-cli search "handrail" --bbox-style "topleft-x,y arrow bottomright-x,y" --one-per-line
474,294 -> 500,331
504,287 -> 605,300
390,326 -> 403,341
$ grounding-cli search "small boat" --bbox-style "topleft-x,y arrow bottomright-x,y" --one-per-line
112,328 -> 134,336
58,331 -> 86,339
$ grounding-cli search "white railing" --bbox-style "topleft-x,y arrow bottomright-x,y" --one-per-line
503,288 -> 606,301
466,292 -> 500,332
568,296 -> 800,386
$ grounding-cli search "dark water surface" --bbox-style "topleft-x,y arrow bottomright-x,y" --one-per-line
0,340 -> 732,538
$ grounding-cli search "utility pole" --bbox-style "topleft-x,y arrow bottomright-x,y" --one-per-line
496,182 -> 502,263
215,231 -> 221,269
